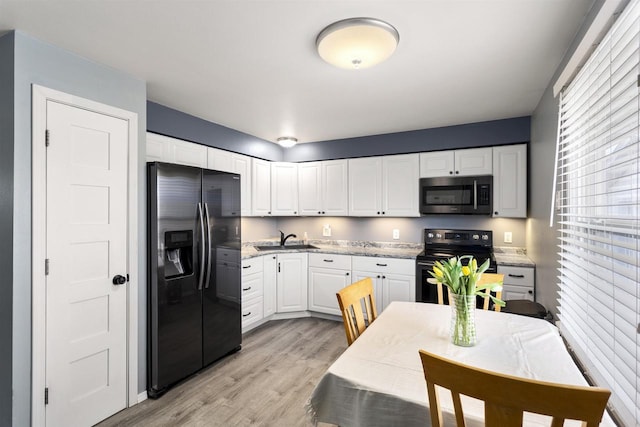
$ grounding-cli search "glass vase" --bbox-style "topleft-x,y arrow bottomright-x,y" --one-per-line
450,294 -> 477,346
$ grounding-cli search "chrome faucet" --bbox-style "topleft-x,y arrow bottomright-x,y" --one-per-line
280,230 -> 297,246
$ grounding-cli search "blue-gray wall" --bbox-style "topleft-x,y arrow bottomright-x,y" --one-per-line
8,30 -> 147,426
0,32 -> 15,427
528,0 -> 606,318
284,116 -> 531,162
147,101 -> 283,161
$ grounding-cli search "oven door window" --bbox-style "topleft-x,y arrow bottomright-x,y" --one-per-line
423,185 -> 472,206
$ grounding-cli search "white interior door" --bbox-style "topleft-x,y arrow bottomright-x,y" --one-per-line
45,100 -> 128,426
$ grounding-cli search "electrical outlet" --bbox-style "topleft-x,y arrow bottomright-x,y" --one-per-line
392,229 -> 400,240
323,224 -> 332,237
504,231 -> 513,244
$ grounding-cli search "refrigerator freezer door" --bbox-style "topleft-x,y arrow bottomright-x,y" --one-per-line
148,163 -> 204,396
202,170 -> 242,366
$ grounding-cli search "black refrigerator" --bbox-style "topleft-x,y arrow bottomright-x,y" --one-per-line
147,162 -> 242,398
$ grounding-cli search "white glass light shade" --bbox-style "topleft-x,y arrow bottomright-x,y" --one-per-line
316,18 -> 399,70
277,137 -> 298,148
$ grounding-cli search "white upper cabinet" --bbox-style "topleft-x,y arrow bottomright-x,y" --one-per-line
493,144 -> 527,218
298,160 -> 348,216
349,154 -> 419,217
146,132 -> 207,167
349,157 -> 383,216
271,162 -> 298,216
382,154 -> 420,217
420,147 -> 492,177
252,158 -> 272,216
207,148 -> 252,216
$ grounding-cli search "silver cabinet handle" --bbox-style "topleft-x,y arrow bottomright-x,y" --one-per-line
197,203 -> 205,290
204,203 -> 212,289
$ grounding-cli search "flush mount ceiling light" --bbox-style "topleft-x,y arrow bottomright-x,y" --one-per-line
316,17 -> 399,70
277,136 -> 298,148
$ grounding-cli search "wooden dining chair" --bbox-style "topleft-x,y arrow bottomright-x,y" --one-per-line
418,349 -> 611,427
435,273 -> 504,312
336,277 -> 377,346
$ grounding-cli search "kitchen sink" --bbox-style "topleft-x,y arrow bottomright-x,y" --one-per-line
254,244 -> 318,251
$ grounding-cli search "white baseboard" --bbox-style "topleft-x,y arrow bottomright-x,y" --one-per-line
137,391 -> 148,404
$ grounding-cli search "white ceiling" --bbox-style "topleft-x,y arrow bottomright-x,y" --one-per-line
0,1 -> 594,144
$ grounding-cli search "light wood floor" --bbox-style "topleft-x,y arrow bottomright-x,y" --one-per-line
98,317 -> 346,427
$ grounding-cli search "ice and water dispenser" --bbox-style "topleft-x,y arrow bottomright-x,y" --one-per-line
164,230 -> 193,279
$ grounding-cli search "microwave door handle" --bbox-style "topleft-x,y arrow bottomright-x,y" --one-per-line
473,180 -> 478,210
197,203 -> 205,290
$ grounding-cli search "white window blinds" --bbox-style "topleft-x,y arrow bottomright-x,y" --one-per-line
556,1 -> 640,424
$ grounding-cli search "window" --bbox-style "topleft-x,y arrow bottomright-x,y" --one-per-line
555,1 -> 639,424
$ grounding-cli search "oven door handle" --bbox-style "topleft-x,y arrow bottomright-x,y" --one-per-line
417,262 -> 433,267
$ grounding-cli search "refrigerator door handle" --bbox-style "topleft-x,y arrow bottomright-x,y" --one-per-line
204,203 -> 213,289
197,202 -> 205,290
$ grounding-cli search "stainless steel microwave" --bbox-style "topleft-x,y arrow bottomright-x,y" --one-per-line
419,176 -> 492,215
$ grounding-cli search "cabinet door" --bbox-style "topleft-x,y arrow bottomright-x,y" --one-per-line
493,144 -> 527,218
263,255 -> 277,317
232,154 -> 252,216
252,159 -> 272,216
146,132 -> 171,162
271,162 -> 299,216
382,154 -> 419,217
382,273 -> 416,311
207,147 -> 233,172
308,267 -> 351,315
349,157 -> 382,216
298,162 -> 322,216
455,147 -> 493,176
322,159 -> 349,216
351,270 -> 383,315
277,253 -> 308,312
419,151 -> 455,178
171,138 -> 207,167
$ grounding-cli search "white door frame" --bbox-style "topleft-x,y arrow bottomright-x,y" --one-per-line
31,85 -> 139,425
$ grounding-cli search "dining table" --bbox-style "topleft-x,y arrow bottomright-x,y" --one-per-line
306,301 -> 615,427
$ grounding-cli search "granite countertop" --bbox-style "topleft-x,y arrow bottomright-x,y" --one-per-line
493,247 -> 535,267
241,238 -> 423,260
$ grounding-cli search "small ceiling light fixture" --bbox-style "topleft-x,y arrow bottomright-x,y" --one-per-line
316,17 -> 399,70
277,136 -> 298,148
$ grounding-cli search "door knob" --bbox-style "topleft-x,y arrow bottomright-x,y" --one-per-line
112,275 -> 127,285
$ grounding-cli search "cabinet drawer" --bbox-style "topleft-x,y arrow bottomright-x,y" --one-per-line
242,272 -> 263,300
352,256 -> 414,274
309,253 -> 351,270
242,256 -> 264,275
502,284 -> 534,301
498,266 -> 534,287
241,297 -> 264,328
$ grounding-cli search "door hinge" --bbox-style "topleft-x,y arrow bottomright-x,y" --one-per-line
45,130 -> 50,147
45,259 -> 50,275
44,387 -> 49,405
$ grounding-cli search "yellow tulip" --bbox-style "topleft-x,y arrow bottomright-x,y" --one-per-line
462,266 -> 470,276
433,266 -> 443,277
472,258 -> 477,271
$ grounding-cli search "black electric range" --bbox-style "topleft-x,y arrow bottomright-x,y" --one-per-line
416,229 -> 497,304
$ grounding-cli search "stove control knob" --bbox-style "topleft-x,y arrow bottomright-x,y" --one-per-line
436,233 -> 442,239
427,233 -> 434,238
472,234 -> 479,240
482,234 -> 489,240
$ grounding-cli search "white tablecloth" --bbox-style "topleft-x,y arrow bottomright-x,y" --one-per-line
307,301 -> 614,427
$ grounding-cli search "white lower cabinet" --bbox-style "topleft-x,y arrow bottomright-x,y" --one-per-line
498,265 -> 535,301
308,253 -> 352,315
277,253 -> 308,312
263,255 -> 277,317
241,257 -> 264,331
351,256 -> 415,313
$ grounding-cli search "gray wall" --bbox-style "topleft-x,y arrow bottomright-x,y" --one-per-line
0,32 -> 14,427
276,216 -> 527,247
9,31 -> 147,425
527,0 -> 606,318
147,101 -> 283,161
284,116 -> 530,162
